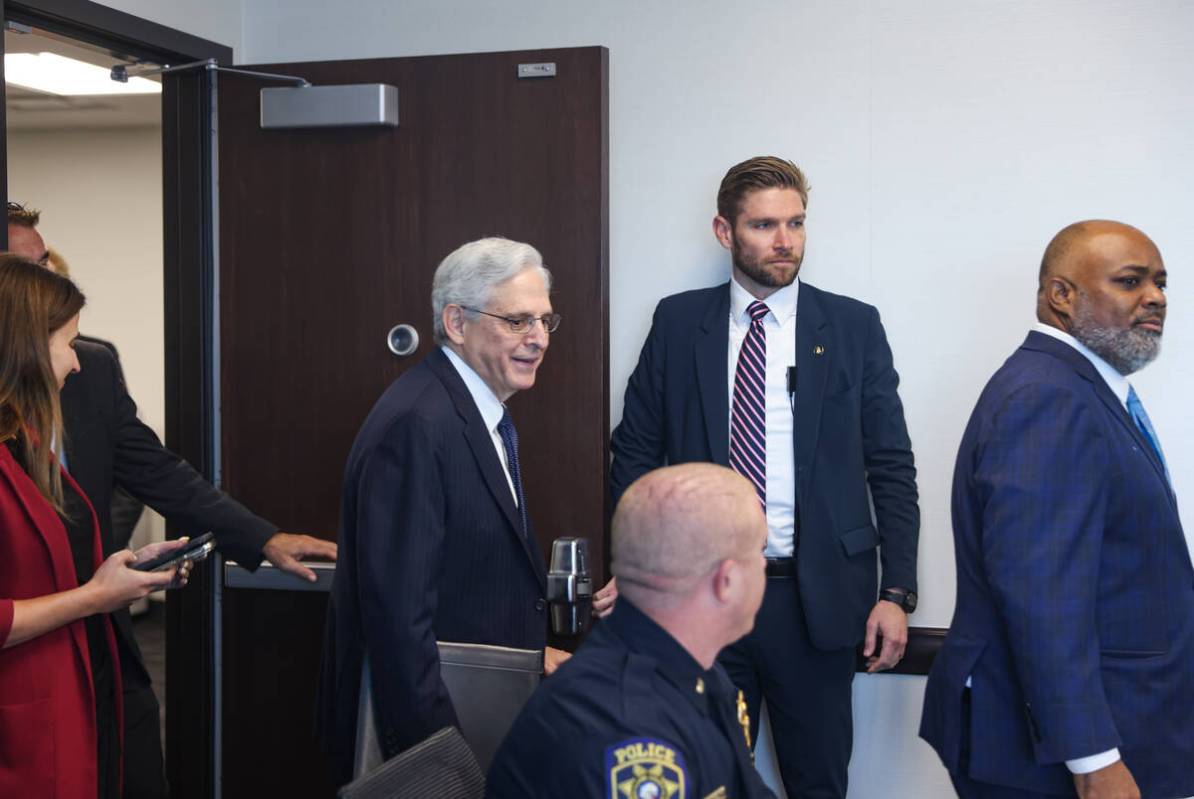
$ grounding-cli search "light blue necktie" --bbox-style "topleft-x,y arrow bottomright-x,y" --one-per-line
1127,386 -> 1170,484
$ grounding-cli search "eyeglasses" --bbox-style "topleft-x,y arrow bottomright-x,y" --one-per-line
462,306 -> 562,334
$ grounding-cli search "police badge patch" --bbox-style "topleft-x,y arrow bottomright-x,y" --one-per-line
605,737 -> 687,799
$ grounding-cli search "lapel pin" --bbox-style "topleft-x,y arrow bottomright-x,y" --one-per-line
813,345 -> 825,356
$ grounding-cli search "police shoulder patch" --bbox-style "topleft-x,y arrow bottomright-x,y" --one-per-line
605,737 -> 687,799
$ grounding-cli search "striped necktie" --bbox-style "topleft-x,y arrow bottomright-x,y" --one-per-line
1127,386 -> 1170,484
730,301 -> 770,507
497,410 -> 530,539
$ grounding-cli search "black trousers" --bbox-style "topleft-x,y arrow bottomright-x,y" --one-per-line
122,681 -> 169,799
718,576 -> 856,799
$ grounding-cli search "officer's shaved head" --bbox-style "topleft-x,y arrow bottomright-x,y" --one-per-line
612,463 -> 764,608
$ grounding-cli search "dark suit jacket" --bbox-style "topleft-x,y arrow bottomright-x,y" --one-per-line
1,447 -> 123,798
610,281 -> 919,650
919,332 -> 1194,797
75,335 -> 146,550
61,340 -> 277,687
317,347 -> 548,786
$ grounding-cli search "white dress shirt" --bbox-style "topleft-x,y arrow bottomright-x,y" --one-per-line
727,276 -> 799,557
442,346 -> 518,505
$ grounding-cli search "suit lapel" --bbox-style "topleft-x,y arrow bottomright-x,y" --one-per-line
793,286 -> 830,475
0,447 -> 94,683
695,286 -> 731,466
1023,332 -> 1174,504
427,349 -> 546,587
0,449 -> 80,592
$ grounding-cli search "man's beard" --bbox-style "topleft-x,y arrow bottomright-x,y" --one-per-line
1071,303 -> 1161,376
732,239 -> 801,289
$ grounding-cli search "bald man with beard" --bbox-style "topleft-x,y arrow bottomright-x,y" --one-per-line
921,221 -> 1194,799
487,463 -> 776,799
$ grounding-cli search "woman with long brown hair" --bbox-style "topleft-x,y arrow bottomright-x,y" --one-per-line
0,255 -> 190,798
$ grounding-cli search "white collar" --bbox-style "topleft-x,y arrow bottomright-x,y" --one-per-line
1032,323 -> 1131,408
441,345 -> 506,432
729,275 -> 799,324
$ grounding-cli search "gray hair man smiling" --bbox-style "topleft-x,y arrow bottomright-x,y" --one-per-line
318,236 -> 568,787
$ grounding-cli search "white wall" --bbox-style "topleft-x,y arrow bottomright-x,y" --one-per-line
7,127 -> 167,550
233,0 -> 1194,795
97,0 -> 243,57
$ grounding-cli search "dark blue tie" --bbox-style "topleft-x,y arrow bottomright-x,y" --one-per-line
497,410 -> 530,539
1127,386 -> 1170,483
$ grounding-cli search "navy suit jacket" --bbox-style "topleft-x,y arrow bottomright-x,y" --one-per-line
317,347 -> 548,785
920,332 -> 1194,797
610,281 -> 919,650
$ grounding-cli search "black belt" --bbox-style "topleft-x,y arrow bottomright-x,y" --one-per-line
765,557 -> 796,578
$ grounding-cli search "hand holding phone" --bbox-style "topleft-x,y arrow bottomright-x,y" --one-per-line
87,549 -> 183,613
132,532 -> 216,572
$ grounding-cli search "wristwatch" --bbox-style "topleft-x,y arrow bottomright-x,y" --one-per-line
879,587 -> 917,613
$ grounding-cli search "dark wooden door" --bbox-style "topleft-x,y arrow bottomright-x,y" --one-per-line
213,48 -> 607,798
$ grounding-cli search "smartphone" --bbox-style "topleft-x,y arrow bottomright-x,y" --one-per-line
132,532 -> 216,572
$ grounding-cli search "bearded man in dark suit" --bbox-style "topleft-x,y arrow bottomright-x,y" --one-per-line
608,157 -> 920,799
921,220 -> 1193,799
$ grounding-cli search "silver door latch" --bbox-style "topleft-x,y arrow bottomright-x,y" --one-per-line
517,63 -> 557,79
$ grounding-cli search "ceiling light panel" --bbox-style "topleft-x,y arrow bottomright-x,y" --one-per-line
4,52 -> 160,96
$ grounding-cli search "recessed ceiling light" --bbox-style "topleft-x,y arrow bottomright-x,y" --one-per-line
4,52 -> 160,96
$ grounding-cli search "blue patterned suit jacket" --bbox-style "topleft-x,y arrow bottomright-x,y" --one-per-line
920,331 -> 1194,797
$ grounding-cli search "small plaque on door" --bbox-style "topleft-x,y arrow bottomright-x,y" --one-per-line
518,62 -> 557,79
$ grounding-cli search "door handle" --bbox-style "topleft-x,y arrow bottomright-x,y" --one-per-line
386,323 -> 419,356
224,560 -> 334,592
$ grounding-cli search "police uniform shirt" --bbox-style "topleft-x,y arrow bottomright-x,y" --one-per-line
486,600 -> 776,799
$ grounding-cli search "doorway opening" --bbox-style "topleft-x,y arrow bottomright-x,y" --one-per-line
6,16 -> 168,736
2,4 -> 230,797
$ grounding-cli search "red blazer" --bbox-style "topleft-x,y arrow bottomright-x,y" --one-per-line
0,444 -> 123,799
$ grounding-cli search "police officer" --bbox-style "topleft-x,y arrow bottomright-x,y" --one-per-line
487,463 -> 776,799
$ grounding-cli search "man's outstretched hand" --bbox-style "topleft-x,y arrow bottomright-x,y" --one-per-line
262,532 -> 338,582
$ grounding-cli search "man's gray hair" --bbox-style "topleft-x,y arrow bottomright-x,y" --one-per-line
431,237 -> 551,344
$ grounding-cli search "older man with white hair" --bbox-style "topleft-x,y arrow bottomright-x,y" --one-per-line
316,236 -> 568,786
487,463 -> 776,799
